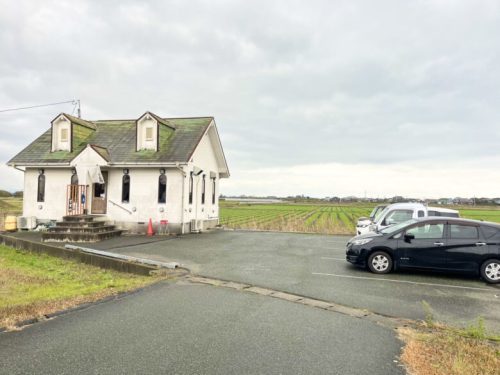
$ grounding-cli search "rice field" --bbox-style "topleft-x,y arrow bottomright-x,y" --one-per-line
220,202 -> 500,235
220,203 -> 373,235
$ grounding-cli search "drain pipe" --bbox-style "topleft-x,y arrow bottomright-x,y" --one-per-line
175,163 -> 186,234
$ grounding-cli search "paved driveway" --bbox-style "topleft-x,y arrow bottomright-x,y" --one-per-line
0,282 -> 403,375
95,230 -> 500,332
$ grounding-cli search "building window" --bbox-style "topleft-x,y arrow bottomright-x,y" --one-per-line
201,175 -> 206,204
145,127 -> 153,141
189,172 -> 193,204
158,174 -> 167,203
61,128 -> 69,142
37,170 -> 45,202
212,178 -> 216,205
70,170 -> 78,185
122,174 -> 130,203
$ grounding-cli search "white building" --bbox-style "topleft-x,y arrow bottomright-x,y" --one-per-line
8,112 -> 230,234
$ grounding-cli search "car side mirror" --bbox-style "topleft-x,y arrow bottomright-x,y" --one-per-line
404,233 -> 415,243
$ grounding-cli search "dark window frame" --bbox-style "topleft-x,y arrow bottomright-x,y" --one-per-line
122,174 -> 130,203
201,175 -> 206,205
37,171 -> 45,202
158,174 -> 167,204
70,172 -> 78,185
212,177 -> 216,205
189,172 -> 193,204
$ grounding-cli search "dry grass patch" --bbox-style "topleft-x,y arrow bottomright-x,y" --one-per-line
0,244 -> 169,330
399,325 -> 500,375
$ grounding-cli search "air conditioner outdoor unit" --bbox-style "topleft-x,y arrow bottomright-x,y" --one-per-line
190,219 -> 201,233
17,216 -> 37,230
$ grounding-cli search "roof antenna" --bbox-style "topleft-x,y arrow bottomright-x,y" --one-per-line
73,99 -> 81,118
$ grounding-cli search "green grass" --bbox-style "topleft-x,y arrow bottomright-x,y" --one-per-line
0,197 -> 22,213
220,201 -> 500,235
0,245 -> 158,328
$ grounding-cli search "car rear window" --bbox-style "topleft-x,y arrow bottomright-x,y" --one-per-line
450,224 -> 478,239
441,212 -> 459,218
480,226 -> 500,239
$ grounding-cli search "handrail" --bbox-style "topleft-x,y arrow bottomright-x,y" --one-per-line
108,199 -> 133,214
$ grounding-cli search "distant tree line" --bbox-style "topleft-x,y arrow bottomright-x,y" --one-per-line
221,194 -> 500,206
0,190 -> 23,198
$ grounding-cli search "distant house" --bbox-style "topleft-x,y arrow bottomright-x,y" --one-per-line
8,112 -> 229,233
390,196 -> 405,203
437,198 -> 454,205
453,197 -> 474,205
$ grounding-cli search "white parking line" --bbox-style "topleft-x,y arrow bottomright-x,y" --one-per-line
312,272 -> 494,292
321,257 -> 346,261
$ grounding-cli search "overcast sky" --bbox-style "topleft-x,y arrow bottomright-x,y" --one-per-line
1,0 -> 499,198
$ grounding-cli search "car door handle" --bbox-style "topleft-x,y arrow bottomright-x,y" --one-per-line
475,242 -> 487,246
433,242 -> 444,246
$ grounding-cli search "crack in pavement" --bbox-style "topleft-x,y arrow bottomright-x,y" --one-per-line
185,275 -> 417,331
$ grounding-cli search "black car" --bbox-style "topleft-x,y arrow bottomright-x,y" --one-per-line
346,217 -> 500,284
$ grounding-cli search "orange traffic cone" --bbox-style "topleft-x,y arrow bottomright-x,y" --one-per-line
147,218 -> 154,236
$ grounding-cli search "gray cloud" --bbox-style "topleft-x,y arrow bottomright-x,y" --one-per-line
1,0 -> 499,195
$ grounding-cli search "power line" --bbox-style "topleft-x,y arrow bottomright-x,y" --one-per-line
0,99 -> 80,117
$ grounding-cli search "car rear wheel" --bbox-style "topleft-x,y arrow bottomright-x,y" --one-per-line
480,259 -> 500,284
367,251 -> 393,274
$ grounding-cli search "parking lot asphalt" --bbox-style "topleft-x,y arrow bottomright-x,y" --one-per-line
0,282 -> 404,375
92,230 -> 500,332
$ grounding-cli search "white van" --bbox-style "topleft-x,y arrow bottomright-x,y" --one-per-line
356,204 -> 387,234
357,203 -> 459,235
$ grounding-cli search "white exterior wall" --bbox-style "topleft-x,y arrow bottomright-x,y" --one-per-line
23,167 -> 184,226
185,125 -> 221,225
106,168 -> 183,224
23,168 -> 72,220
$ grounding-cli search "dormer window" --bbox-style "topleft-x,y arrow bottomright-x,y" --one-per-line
61,128 -> 69,142
145,127 -> 153,141
136,113 -> 158,151
51,115 -> 71,152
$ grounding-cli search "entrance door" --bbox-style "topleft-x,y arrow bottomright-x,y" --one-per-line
91,171 -> 108,214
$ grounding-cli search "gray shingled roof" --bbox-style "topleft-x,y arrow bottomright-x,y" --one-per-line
8,115 -> 214,165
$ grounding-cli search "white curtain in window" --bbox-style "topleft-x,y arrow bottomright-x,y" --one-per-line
76,165 -> 104,184
88,165 -> 105,184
